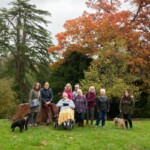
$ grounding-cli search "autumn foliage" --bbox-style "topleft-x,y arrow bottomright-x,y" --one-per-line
48,0 -> 149,78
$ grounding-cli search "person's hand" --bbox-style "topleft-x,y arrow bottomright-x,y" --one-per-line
63,103 -> 69,106
46,101 -> 50,105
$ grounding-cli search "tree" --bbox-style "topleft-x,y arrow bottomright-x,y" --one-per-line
0,0 -> 53,100
80,47 -> 139,117
49,52 -> 92,101
48,0 -> 149,79
0,78 -> 17,118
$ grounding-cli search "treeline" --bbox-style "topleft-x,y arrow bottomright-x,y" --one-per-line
0,0 -> 150,118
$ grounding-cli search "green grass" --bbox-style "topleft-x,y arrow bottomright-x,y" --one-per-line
0,119 -> 150,150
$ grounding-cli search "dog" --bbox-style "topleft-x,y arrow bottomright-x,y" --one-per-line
11,113 -> 31,132
114,117 -> 126,129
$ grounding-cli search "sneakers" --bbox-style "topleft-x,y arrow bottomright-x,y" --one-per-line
29,124 -> 32,127
46,118 -> 50,125
34,123 -> 38,127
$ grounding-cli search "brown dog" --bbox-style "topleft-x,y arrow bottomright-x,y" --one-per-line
114,117 -> 126,129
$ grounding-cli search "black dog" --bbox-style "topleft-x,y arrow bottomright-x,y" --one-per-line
11,113 -> 31,132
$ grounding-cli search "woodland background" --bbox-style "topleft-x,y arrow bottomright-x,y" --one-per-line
0,0 -> 149,118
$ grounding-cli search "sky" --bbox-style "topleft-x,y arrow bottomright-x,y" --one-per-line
0,0 -> 89,44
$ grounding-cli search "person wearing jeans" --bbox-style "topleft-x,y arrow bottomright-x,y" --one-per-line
95,88 -> 110,128
86,86 -> 96,126
119,90 -> 134,129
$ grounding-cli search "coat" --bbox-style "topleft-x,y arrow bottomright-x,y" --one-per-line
73,95 -> 87,113
41,88 -> 53,104
86,92 -> 96,108
96,96 -> 110,112
119,96 -> 134,114
56,99 -> 75,112
29,89 -> 40,113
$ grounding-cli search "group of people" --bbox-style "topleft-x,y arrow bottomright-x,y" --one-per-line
29,82 -> 134,129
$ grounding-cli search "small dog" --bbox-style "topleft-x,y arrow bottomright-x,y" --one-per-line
11,113 -> 31,132
114,117 -> 126,129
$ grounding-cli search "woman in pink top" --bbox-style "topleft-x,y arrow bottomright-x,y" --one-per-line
63,83 -> 73,100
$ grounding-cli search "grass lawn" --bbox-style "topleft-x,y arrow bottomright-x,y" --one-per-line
0,119 -> 149,150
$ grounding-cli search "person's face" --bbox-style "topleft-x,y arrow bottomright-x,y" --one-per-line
90,88 -> 95,93
75,86 -> 79,91
66,85 -> 71,90
35,83 -> 40,90
77,91 -> 82,96
125,91 -> 129,97
63,93 -> 68,99
44,84 -> 49,89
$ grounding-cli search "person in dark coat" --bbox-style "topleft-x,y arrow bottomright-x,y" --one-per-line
41,82 -> 54,125
86,86 -> 96,125
95,88 -> 110,128
119,90 -> 134,129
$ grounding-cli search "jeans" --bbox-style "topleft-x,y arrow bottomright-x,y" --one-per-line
123,114 -> 133,129
30,112 -> 38,124
86,107 -> 95,125
96,111 -> 107,127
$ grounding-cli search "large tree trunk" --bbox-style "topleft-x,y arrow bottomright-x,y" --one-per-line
12,103 -> 59,124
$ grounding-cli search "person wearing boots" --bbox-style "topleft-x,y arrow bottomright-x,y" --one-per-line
73,89 -> 87,127
41,82 -> 54,125
119,90 -> 134,129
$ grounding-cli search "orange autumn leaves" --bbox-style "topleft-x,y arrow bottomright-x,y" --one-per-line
48,0 -> 150,76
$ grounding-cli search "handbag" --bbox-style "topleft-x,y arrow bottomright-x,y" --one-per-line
31,99 -> 40,107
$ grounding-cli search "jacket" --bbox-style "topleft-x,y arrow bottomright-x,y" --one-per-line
96,96 -> 110,112
56,99 -> 75,112
73,95 -> 87,113
29,89 -> 40,113
41,88 -> 53,104
86,92 -> 96,107
119,96 -> 134,114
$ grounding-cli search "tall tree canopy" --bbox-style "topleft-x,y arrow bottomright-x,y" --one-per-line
48,0 -> 149,78
0,0 -> 53,100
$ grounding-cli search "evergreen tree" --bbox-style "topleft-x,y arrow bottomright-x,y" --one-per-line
0,0 -> 53,100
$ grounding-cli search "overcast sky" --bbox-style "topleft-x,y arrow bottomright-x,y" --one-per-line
0,0 -> 89,44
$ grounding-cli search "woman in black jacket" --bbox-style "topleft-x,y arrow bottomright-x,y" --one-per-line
41,82 -> 54,125
95,88 -> 110,128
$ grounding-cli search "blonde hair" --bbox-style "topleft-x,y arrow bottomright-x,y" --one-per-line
77,89 -> 83,96
44,82 -> 49,86
100,88 -> 106,95
89,86 -> 95,92
65,83 -> 72,91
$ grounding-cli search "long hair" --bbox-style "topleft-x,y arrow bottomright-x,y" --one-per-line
33,82 -> 41,91
122,90 -> 132,100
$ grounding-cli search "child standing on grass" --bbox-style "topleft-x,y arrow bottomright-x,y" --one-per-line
95,88 -> 110,128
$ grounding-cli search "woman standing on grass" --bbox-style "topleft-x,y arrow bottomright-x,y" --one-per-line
29,82 -> 41,126
119,90 -> 134,129
86,86 -> 96,126
95,89 -> 110,128
73,89 -> 87,127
